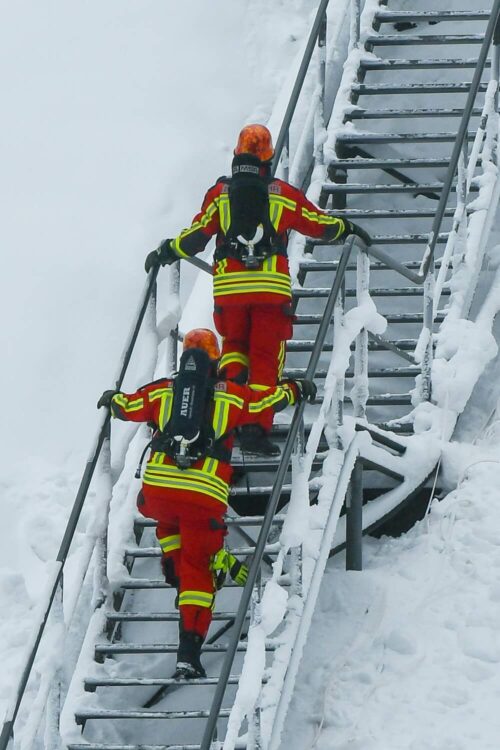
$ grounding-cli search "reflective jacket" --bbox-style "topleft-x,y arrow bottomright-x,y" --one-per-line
170,178 -> 348,305
110,378 -> 297,507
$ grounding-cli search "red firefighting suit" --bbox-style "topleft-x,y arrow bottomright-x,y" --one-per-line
110,378 -> 297,638
169,178 -> 347,430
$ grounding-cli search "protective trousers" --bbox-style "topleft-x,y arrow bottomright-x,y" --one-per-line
214,302 -> 293,431
137,489 -> 226,639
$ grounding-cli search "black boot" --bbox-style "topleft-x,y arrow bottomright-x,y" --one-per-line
175,631 -> 206,679
239,424 -> 280,456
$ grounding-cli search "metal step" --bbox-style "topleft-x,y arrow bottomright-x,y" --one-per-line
360,58 -> 490,71
287,338 -> 417,352
283,366 -> 420,379
374,10 -> 489,23
336,131 -> 475,144
346,394 -> 412,406
298,257 -> 446,272
76,708 -> 231,722
85,675 -> 243,689
322,182 -> 471,194
124,544 -> 279,559
360,456 -> 405,482
352,82 -> 489,95
118,578 -> 253,590
294,286 -> 450,298
317,208 -> 456,218
375,421 -> 414,434
366,34 -> 484,46
68,746 -> 205,750
346,107 -> 482,120
355,422 -> 407,454
327,157 -> 452,169
105,611 -> 244,623
134,514 -> 286,529
95,642 -> 276,657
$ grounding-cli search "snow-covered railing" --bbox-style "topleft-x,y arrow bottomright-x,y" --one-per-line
0,269 -> 164,749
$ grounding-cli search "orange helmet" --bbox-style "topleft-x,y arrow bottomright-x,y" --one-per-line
234,124 -> 274,162
183,328 -> 220,360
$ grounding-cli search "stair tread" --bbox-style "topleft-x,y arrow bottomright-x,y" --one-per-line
360,57 -> 490,69
336,131 -> 476,142
75,707 -> 231,720
94,642 -> 276,653
328,158 -> 453,168
374,10 -> 489,21
366,34 -> 484,44
347,107 -> 482,119
353,82 -> 488,93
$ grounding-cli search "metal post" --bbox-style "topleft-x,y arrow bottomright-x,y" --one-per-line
350,0 -> 361,50
332,274 -> 346,448
353,249 -> 370,418
43,581 -> 64,750
166,262 -> 180,375
346,457 -> 363,571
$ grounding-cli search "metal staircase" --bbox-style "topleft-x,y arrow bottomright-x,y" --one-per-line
2,2 -> 499,750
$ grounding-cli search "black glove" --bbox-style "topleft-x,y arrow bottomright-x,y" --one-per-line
97,389 -> 119,409
291,379 -> 317,404
144,239 -> 177,273
347,221 -> 371,247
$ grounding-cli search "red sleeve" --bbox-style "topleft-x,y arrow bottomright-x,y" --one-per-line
110,379 -> 171,423
171,182 -> 223,258
280,182 -> 348,241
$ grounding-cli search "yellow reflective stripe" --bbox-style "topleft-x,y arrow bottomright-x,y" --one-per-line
262,255 -> 278,273
143,465 -> 229,503
203,457 -> 219,476
301,209 -> 346,238
214,270 -> 290,283
248,389 -> 287,414
269,200 -> 283,230
216,258 -> 228,275
113,395 -> 144,413
281,383 -> 296,404
219,351 -> 249,369
178,590 -> 214,608
214,392 -> 245,408
219,195 -> 231,233
214,283 -> 292,297
249,384 -> 269,391
151,451 -> 166,464
172,201 -> 219,257
270,195 -> 296,211
149,387 -> 168,400
143,474 -> 229,505
212,396 -> 230,439
278,340 -> 286,379
158,534 -> 181,553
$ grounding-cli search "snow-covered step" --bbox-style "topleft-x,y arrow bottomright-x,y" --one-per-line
84,675 -> 244,690
294,287 -> 450,298
346,107 -> 482,120
94,641 -> 277,657
123,543 -> 279,558
359,57 -> 490,71
327,157 -> 453,169
366,34 -> 484,46
355,422 -> 407,455
374,10 -> 489,23
287,338 -> 417,352
323,183 -> 475,194
336,131 -> 476,144
298,258 -> 446,272
344,393 -> 412,407
294,312 -> 443,324
68,745 -> 204,750
75,707 -> 232,722
327,208 -> 456,218
68,746 -> 204,750
283,366 -> 420,379
352,82 -> 489,95
105,611 -> 245,623
359,455 -> 405,482
134,514 -> 286,529
118,578 -> 252,590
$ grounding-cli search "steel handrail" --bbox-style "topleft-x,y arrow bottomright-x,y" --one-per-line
0,266 -> 160,750
200,235 -> 359,750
